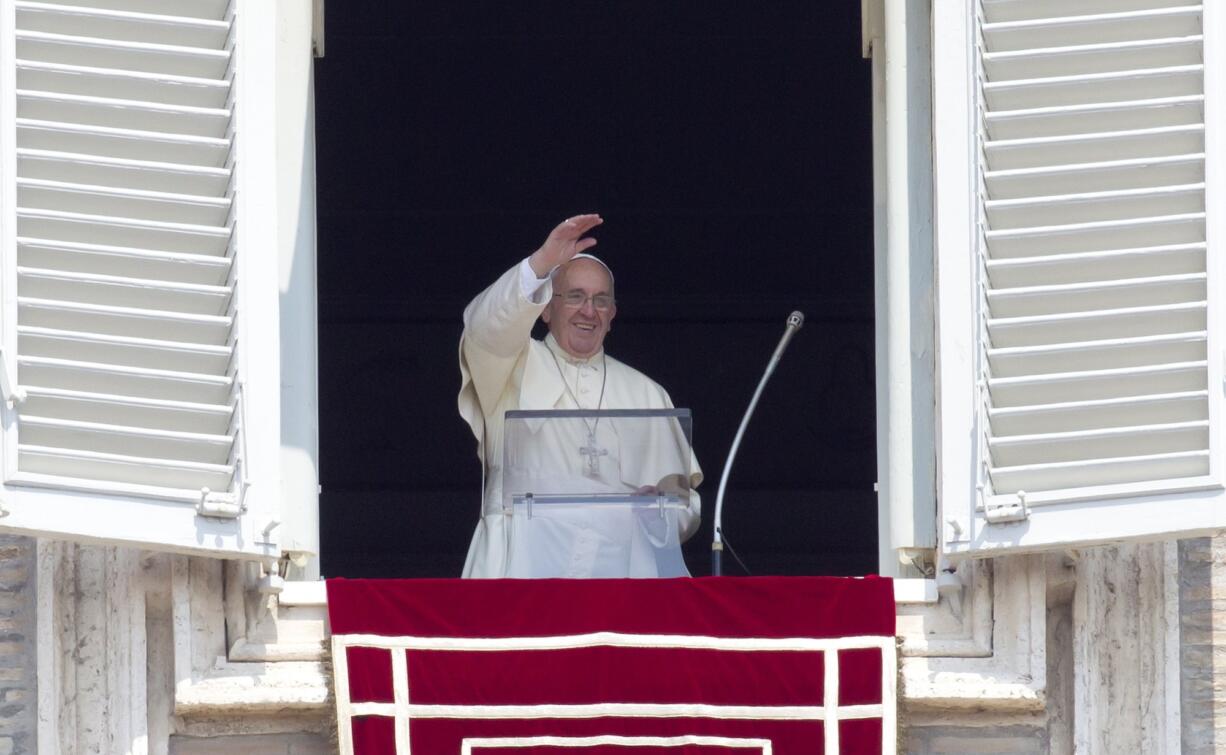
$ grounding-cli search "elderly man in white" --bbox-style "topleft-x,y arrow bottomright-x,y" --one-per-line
458,214 -> 702,578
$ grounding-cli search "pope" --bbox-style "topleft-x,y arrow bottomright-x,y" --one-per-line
457,214 -> 703,578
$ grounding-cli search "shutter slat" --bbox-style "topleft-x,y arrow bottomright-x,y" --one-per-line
27,0 -> 229,21
18,355 -> 232,404
17,445 -> 233,490
17,266 -> 232,315
985,272 -> 1204,317
984,64 -> 1203,111
987,331 -> 1206,377
16,59 -> 229,108
18,148 -> 230,195
988,361 -> 1206,408
987,301 -> 1205,347
988,451 -> 1209,494
17,119 -> 229,166
983,35 -> 1202,80
19,386 -> 232,433
982,6 -> 1203,53
16,1 -> 230,48
982,0 -> 1195,25
17,208 -> 230,253
19,297 -> 230,344
18,178 -> 230,226
989,390 -> 1208,436
985,124 -> 1204,170
986,243 -> 1205,288
984,212 -> 1205,258
986,154 -> 1203,198
17,237 -> 230,284
19,325 -> 231,373
15,29 -> 229,78
17,89 -> 229,137
988,420 -> 1207,467
19,414 -> 233,464
984,183 -> 1204,230
985,94 -> 1203,139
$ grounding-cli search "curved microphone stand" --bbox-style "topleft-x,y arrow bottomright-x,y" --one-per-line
712,311 -> 804,576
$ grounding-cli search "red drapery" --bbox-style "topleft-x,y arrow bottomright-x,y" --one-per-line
328,577 -> 895,755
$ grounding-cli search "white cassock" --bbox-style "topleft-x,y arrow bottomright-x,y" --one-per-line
458,260 -> 702,578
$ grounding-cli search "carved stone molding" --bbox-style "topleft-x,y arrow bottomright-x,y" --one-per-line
897,559 -> 992,658
900,555 -> 1047,712
172,557 -> 329,718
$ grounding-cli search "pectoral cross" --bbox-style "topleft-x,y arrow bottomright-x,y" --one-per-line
579,432 -> 608,478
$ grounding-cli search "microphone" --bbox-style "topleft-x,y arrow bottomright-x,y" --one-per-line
712,311 -> 804,576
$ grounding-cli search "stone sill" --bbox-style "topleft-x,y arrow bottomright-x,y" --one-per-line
283,577 -> 938,606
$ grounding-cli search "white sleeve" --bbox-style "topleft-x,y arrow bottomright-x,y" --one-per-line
519,257 -> 551,303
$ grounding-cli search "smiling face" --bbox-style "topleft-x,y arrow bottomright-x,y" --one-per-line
541,257 -> 617,359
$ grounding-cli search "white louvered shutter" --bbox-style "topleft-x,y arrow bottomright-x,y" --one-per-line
937,0 -> 1226,555
0,0 -> 281,559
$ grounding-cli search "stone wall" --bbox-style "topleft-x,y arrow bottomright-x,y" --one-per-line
1180,537 -> 1223,754
904,724 -> 1048,754
169,733 -> 333,754
0,536 -> 35,755
903,542 -> 1181,754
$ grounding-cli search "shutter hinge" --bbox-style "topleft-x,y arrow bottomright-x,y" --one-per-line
0,349 -> 26,408
984,490 -> 1029,525
197,487 -> 244,519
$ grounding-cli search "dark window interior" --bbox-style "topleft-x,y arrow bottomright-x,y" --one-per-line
316,2 -> 876,578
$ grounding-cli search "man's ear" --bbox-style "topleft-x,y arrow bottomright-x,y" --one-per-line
540,304 -> 552,325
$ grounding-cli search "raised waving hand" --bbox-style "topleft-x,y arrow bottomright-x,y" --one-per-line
528,214 -> 603,278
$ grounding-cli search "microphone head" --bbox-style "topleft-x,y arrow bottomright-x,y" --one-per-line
787,311 -> 805,329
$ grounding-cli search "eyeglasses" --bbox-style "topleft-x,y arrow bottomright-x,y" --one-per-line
554,292 -> 615,311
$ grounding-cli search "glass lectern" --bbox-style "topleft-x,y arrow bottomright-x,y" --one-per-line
501,408 -> 695,578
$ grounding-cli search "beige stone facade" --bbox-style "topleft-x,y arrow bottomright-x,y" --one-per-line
2,533 -> 1223,752
0,537 -> 34,755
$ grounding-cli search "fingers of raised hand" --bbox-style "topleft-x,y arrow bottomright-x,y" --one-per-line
557,213 -> 602,239
538,215 -> 601,269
